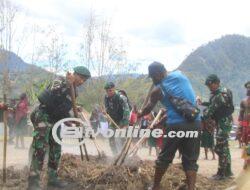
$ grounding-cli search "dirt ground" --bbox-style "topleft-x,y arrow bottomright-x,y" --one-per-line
0,137 -> 245,189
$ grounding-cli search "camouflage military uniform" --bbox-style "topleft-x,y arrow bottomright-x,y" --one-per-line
29,77 -> 73,183
204,86 -> 233,177
104,91 -> 130,155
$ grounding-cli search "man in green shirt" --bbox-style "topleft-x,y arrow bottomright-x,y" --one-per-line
104,82 -> 130,155
203,74 -> 234,180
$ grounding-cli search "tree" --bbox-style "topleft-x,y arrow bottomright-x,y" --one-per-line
78,10 -> 138,109
0,0 -> 18,96
37,26 -> 68,78
23,26 -> 68,105
79,10 -> 137,77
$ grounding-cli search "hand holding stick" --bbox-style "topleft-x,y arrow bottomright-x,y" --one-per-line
129,109 -> 163,157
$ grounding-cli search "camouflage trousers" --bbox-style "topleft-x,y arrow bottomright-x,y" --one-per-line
215,117 -> 232,176
29,107 -> 61,182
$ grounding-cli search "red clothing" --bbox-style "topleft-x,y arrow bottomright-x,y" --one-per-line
239,121 -> 250,127
15,98 -> 28,124
156,127 -> 166,150
238,98 -> 250,144
242,126 -> 250,145
129,111 -> 137,126
0,103 -> 7,110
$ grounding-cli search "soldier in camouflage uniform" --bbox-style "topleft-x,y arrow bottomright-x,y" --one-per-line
203,74 -> 234,180
104,82 -> 131,155
27,66 -> 91,190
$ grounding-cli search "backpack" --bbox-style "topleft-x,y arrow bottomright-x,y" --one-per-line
37,81 -> 72,121
213,88 -> 234,120
104,90 -> 131,123
160,84 -> 200,122
117,90 -> 132,110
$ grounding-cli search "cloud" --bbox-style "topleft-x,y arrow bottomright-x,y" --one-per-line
128,20 -> 185,46
10,0 -> 250,73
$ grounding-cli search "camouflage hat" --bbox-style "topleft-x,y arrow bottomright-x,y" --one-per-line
104,82 -> 115,89
73,66 -> 91,78
245,81 -> 250,88
205,74 -> 220,85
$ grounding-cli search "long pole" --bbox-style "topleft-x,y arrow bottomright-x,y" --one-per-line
79,112 -> 103,157
129,109 -> 163,157
113,84 -> 154,165
69,84 -> 85,161
100,105 -> 120,129
2,94 -> 7,183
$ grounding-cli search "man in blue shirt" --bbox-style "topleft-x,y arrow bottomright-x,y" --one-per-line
138,62 -> 200,190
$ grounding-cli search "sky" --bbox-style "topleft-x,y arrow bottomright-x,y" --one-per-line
11,0 -> 250,73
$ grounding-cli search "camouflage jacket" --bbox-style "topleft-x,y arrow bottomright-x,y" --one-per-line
38,76 -> 76,122
203,86 -> 233,122
104,91 -> 130,126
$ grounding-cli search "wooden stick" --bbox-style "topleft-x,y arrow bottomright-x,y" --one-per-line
82,143 -> 89,161
113,138 -> 130,166
129,109 -> 163,157
79,112 -> 103,157
116,124 -> 137,166
100,105 -> 120,129
118,138 -> 133,165
105,113 -> 120,129
115,84 -> 154,164
2,94 -> 7,183
69,83 -> 86,161
113,84 -> 154,165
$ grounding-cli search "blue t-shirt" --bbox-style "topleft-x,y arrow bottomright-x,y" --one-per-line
158,70 -> 200,124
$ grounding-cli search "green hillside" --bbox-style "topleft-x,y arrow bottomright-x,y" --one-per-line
179,34 -> 250,105
1,34 -> 249,110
